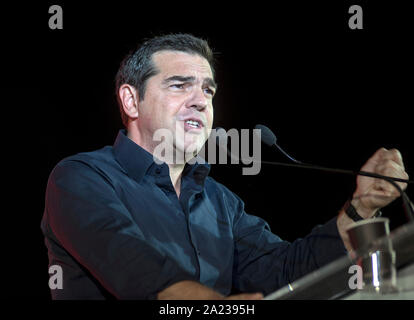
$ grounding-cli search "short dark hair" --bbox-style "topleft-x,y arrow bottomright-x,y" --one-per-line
115,33 -> 215,127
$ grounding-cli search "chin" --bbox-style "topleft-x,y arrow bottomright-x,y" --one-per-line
180,140 -> 203,160
183,143 -> 202,156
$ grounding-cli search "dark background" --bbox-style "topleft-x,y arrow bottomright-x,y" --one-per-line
1,1 -> 413,299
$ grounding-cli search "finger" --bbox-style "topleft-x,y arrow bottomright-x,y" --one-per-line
377,159 -> 408,181
374,160 -> 408,194
388,148 -> 405,170
376,148 -> 405,168
375,180 -> 401,198
360,148 -> 388,172
374,178 -> 397,196
226,293 -> 263,300
374,169 -> 407,196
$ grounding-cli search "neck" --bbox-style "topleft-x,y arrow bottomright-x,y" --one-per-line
126,126 -> 188,198
168,163 -> 186,198
126,125 -> 157,157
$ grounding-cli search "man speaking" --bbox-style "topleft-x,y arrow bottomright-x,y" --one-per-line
41,33 -> 408,299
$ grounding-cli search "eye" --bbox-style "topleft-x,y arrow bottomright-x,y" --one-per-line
204,87 -> 215,96
170,83 -> 185,89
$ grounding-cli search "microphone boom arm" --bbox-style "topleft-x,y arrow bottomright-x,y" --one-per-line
260,159 -> 414,222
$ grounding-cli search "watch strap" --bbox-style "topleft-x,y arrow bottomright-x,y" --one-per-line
343,200 -> 382,222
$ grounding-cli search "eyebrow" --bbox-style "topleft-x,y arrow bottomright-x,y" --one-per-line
163,75 -> 217,89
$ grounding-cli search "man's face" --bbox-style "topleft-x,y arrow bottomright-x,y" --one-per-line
137,50 -> 216,161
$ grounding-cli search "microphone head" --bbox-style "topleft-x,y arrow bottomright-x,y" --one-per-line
254,124 -> 277,146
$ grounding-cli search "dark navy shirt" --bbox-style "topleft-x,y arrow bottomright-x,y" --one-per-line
41,129 -> 347,299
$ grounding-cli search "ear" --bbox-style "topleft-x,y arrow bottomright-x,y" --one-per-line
119,84 -> 140,120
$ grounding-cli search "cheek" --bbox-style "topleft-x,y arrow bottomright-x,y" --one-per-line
150,98 -> 180,126
162,95 -> 185,112
206,106 -> 214,127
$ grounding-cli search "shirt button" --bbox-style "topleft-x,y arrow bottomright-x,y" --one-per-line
155,168 -> 161,174
197,250 -> 201,255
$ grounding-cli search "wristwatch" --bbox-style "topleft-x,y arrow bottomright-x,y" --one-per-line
343,199 -> 382,222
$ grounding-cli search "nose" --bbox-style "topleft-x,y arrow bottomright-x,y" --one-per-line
186,87 -> 208,111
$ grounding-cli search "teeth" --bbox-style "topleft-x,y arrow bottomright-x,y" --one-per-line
185,120 -> 200,128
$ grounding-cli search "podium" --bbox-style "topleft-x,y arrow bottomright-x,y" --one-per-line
265,221 -> 414,300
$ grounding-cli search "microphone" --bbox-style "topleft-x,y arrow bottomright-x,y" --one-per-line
255,124 -> 303,164
253,124 -> 414,222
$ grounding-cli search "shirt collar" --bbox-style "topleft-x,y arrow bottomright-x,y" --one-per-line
113,129 -> 211,184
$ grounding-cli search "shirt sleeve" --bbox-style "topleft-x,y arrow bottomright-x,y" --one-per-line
43,158 -> 196,299
230,192 -> 347,296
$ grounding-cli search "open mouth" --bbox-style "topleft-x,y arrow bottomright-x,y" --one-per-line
185,119 -> 201,128
183,118 -> 204,131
